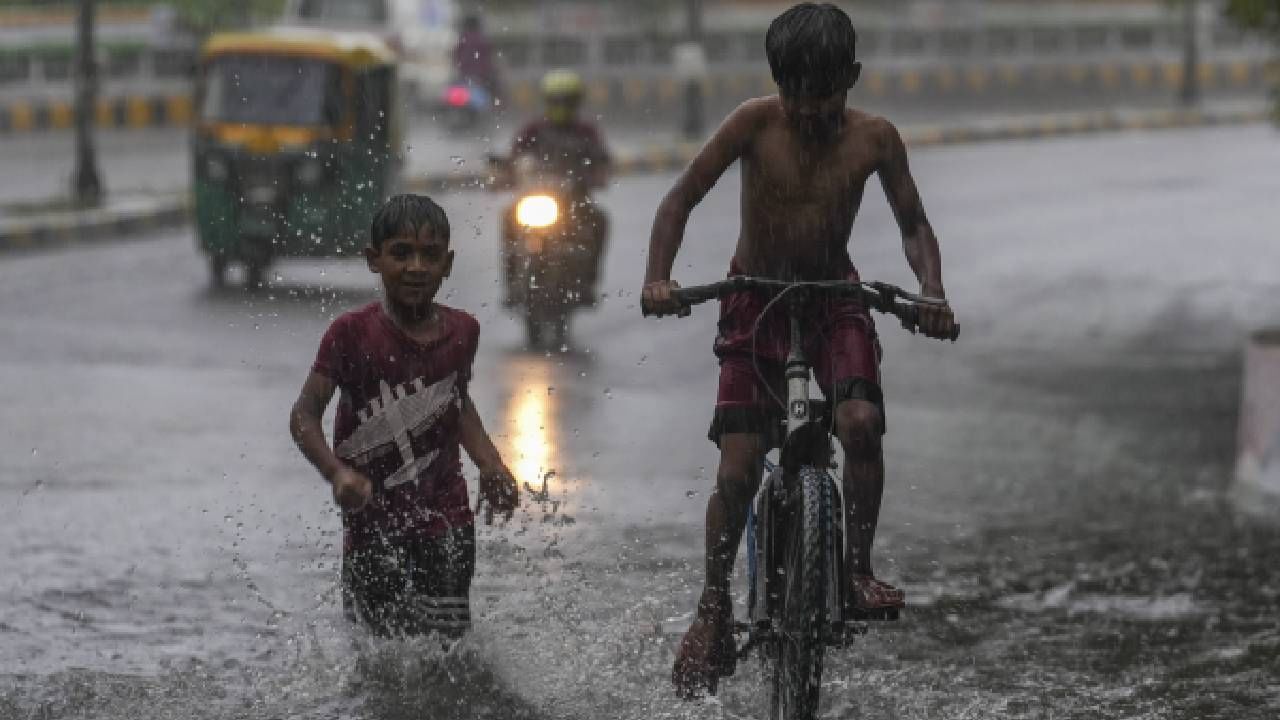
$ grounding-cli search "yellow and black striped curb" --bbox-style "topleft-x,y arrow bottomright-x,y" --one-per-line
0,195 -> 190,253
0,94 -> 193,135
509,59 -> 1279,113
3,58 -> 1275,136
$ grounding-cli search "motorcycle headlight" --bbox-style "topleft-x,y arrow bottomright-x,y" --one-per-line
204,155 -> 230,183
295,157 -> 325,187
516,195 -> 558,228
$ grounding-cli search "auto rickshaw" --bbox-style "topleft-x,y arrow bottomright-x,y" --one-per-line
194,30 -> 402,287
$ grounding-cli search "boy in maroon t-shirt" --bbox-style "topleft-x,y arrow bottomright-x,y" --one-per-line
289,194 -> 519,637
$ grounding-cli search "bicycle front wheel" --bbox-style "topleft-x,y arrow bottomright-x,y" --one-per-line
769,467 -> 833,720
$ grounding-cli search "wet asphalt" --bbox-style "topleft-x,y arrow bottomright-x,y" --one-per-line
1,124 -> 1279,719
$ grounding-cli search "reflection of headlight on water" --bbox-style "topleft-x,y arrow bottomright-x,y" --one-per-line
505,359 -> 558,489
516,194 -> 558,228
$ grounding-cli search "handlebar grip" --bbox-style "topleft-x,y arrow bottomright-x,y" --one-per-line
896,302 -> 960,341
671,286 -> 721,305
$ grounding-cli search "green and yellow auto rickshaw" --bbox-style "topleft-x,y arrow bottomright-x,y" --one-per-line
194,30 -> 402,287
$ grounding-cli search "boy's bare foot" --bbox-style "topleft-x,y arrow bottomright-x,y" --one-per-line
849,574 -> 905,610
672,591 -> 736,699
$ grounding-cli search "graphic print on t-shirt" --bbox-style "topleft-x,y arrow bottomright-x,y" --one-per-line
335,371 -> 460,489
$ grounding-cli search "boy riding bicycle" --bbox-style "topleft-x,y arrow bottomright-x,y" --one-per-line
640,3 -> 957,697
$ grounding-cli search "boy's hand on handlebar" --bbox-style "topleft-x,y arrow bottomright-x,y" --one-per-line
641,280 -> 686,317
330,466 -> 373,512
917,285 -> 957,340
479,467 -> 519,524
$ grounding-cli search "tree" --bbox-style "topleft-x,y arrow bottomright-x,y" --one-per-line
1223,0 -> 1280,120
163,0 -> 286,37
1224,0 -> 1280,33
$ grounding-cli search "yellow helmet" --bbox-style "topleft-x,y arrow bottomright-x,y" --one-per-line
540,69 -> 584,101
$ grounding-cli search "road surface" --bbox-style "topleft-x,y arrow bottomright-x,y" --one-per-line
1,124 -> 1279,719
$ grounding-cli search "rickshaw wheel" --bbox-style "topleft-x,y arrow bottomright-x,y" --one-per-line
245,261 -> 267,290
208,257 -> 228,288
524,312 -> 543,349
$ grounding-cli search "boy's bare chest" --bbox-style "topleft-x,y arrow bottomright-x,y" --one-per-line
747,133 -> 876,204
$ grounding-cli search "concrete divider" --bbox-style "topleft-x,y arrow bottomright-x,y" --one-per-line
0,103 -> 1271,254
1,58 -> 1274,136
0,194 -> 189,253
1235,329 -> 1280,504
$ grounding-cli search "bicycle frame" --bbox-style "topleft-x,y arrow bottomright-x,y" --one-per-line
743,288 -> 856,648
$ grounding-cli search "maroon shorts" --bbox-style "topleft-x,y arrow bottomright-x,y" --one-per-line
709,265 -> 884,448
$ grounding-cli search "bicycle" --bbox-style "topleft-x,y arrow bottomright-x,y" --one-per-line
658,275 -> 958,720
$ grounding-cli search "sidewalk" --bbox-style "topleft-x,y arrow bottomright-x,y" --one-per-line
1,101 -> 1272,254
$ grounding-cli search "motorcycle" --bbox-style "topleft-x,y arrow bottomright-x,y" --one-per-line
490,153 -> 606,349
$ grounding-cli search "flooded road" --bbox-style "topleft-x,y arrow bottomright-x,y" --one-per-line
2,125 -> 1279,719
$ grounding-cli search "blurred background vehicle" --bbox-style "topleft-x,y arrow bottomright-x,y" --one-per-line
277,0 -> 458,112
193,29 -> 402,288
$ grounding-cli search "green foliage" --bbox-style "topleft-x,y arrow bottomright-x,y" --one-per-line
162,0 -> 286,35
1223,0 -> 1280,123
0,1 -> 285,35
1224,0 -> 1280,34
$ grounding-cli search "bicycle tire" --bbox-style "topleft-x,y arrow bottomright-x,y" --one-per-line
769,467 -> 832,720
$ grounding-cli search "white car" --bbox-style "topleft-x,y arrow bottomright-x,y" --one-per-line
279,0 -> 458,107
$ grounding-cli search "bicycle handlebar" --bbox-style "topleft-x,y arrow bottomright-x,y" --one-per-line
650,276 -> 960,342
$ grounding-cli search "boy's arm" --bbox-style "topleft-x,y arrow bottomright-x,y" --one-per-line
289,371 -> 371,510
642,100 -> 761,314
875,118 -> 956,339
458,392 -> 518,522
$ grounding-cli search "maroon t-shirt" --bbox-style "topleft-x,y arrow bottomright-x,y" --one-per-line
312,302 -> 478,551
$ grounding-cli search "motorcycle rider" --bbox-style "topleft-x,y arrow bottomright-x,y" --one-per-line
501,70 -> 611,307
452,12 -> 501,102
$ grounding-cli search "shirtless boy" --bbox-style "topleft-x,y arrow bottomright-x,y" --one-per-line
640,3 -> 957,696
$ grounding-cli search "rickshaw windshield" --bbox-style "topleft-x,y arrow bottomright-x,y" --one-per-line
201,55 -> 343,127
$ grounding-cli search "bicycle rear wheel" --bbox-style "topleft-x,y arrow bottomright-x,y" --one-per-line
769,467 -> 833,720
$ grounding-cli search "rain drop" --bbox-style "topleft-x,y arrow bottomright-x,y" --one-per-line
603,388 -> 613,399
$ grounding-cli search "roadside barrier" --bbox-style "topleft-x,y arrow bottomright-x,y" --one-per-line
1235,329 -> 1280,504
1,58 -> 1273,136
509,59 -> 1274,113
0,95 -> 192,134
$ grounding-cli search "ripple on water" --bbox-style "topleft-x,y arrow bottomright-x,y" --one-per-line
997,583 -> 1204,621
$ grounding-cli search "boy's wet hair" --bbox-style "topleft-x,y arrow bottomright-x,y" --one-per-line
369,194 -> 451,249
766,3 -> 858,98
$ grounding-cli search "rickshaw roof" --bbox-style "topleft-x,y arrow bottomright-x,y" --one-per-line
201,29 -> 397,69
